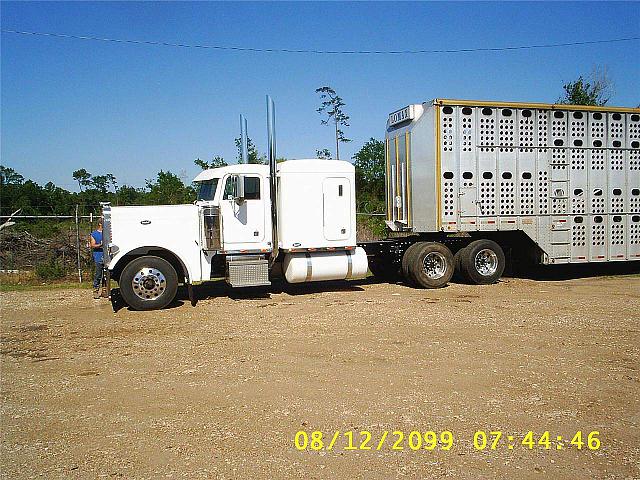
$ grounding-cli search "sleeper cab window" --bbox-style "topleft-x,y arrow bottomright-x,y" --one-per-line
244,176 -> 261,200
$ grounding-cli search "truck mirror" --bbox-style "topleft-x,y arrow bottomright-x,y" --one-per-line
235,175 -> 245,202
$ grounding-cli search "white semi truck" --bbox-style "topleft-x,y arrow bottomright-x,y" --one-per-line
102,97 -> 640,310
102,98 -> 369,310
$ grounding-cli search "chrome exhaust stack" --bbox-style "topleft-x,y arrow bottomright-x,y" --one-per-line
266,95 -> 279,264
239,114 -> 249,164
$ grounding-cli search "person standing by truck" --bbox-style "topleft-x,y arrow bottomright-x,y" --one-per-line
89,219 -> 104,299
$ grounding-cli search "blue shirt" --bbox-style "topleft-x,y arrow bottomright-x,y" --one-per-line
91,230 -> 104,263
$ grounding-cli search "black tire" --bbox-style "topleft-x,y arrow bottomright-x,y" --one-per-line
453,246 -> 468,281
401,243 -> 423,285
119,255 -> 179,310
409,242 -> 454,289
459,239 -> 505,285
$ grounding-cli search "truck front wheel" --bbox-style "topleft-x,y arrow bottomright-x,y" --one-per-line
119,256 -> 179,310
410,242 -> 454,289
459,239 -> 505,285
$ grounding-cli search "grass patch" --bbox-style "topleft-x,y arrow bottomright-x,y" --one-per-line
0,281 -> 94,292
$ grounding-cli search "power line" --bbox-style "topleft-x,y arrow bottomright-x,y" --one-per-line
2,29 -> 639,55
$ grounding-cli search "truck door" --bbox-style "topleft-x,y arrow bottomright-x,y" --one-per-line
323,177 -> 351,241
219,174 -> 266,250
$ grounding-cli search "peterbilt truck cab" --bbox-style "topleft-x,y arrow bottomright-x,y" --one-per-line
193,163 -> 273,254
102,160 -> 369,310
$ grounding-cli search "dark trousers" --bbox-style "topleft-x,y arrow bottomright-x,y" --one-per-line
93,261 -> 104,289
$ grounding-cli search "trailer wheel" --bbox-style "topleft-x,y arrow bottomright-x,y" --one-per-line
119,255 -> 178,310
453,246 -> 468,281
410,242 -> 454,289
459,239 -> 505,285
401,243 -> 423,285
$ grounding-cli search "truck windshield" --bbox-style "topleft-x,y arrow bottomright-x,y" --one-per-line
196,179 -> 219,201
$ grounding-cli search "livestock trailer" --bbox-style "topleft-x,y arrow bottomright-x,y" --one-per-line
364,99 -> 640,287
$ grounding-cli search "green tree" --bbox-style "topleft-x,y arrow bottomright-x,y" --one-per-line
0,166 -> 24,216
72,169 -> 92,192
352,139 -> 387,239
0,165 -> 24,186
316,148 -> 332,160
559,67 -> 612,106
353,138 -> 385,200
43,181 -> 75,214
90,175 -> 109,193
235,137 -> 266,164
195,155 -> 227,170
10,180 -> 48,215
0,166 -> 76,217
105,173 -> 118,192
316,86 -> 351,160
144,170 -> 195,205
116,185 -> 145,205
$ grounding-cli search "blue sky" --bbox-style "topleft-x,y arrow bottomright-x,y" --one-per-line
2,1 -> 639,190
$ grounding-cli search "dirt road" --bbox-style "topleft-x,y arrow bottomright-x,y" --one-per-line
1,275 -> 639,479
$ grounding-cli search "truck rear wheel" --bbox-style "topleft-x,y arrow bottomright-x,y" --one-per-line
459,239 -> 505,285
119,255 -> 179,310
453,246 -> 468,281
401,243 -> 423,285
409,242 -> 454,289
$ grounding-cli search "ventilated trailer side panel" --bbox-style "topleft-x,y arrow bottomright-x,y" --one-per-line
517,109 -> 537,241
410,101 -> 640,264
439,105 -> 459,230
385,100 -> 640,264
629,114 -> 640,260
458,107 -> 478,230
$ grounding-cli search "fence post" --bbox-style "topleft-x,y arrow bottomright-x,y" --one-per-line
75,205 -> 82,283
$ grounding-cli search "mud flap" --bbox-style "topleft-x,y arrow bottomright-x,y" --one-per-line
109,288 -> 124,313
187,283 -> 197,307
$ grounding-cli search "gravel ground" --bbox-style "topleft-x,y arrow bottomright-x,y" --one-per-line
1,275 -> 639,479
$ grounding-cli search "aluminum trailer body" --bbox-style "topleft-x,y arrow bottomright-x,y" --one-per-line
362,99 -> 640,287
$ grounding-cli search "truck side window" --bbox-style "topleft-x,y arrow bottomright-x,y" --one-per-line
244,177 -> 260,200
223,177 -> 235,200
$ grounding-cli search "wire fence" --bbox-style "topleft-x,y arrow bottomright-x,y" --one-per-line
0,207 -> 386,284
0,208 -> 102,284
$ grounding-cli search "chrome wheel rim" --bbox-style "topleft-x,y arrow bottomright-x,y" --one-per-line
475,249 -> 498,276
131,267 -> 166,301
422,252 -> 447,280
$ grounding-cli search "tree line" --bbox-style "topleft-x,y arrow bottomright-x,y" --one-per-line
1,166 -> 197,217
